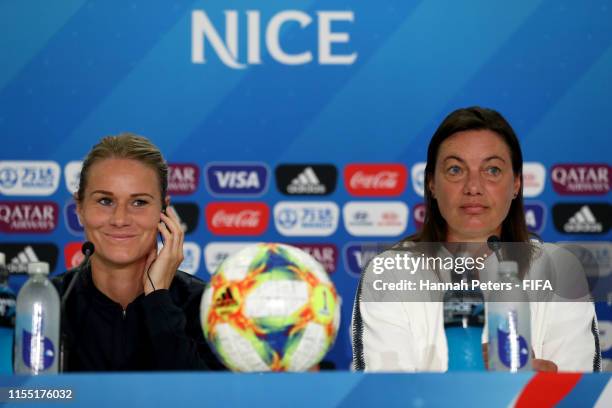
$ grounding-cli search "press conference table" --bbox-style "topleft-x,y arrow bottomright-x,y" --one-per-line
1,371 -> 611,407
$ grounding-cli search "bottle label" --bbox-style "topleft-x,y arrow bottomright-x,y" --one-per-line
22,329 -> 56,370
493,310 -> 530,369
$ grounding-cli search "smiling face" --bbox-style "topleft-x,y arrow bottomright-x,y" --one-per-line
428,130 -> 521,242
76,158 -> 164,268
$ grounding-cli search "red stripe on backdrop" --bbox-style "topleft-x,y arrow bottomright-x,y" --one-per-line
515,373 -> 582,407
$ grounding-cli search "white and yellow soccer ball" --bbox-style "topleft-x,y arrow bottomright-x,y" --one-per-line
200,243 -> 340,372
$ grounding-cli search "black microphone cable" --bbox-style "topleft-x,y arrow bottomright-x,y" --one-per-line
59,241 -> 94,372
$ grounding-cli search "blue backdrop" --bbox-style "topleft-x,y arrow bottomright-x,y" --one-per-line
1,0 -> 610,370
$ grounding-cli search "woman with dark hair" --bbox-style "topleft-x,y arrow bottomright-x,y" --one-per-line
351,107 -> 600,372
54,133 -> 223,371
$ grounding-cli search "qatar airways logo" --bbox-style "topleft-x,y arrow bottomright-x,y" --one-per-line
0,202 -> 58,233
168,164 -> 199,195
344,164 -> 407,196
292,243 -> 338,274
206,202 -> 269,235
191,10 -> 357,69
551,164 -> 610,195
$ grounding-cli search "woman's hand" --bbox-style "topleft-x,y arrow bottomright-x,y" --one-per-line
483,343 -> 558,372
143,206 -> 184,295
532,359 -> 558,372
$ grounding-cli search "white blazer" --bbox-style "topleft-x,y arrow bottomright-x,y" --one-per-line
351,243 -> 600,372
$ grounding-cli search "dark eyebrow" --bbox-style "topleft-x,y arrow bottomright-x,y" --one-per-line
442,155 -> 465,163
442,155 -> 506,164
90,190 -> 155,199
483,155 -> 506,163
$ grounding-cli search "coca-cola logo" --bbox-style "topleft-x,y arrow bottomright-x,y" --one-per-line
344,164 -> 407,196
206,202 -> 269,235
551,164 -> 610,195
351,171 -> 398,189
64,242 -> 84,269
212,210 -> 260,228
0,201 -> 58,233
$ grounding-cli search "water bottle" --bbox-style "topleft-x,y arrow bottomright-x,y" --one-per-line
0,253 -> 16,374
14,262 -> 60,374
487,260 -> 531,372
443,264 -> 485,371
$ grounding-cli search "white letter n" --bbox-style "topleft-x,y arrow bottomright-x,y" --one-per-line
191,10 -> 246,69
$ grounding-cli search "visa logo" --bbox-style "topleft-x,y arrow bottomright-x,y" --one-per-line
206,163 -> 268,196
344,242 -> 393,278
524,202 -> 546,234
215,171 -> 259,188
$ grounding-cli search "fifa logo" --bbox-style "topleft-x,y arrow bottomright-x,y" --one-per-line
191,10 -> 358,69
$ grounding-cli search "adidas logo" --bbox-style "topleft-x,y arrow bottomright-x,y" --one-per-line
214,286 -> 239,309
564,205 -> 603,233
168,205 -> 188,233
8,245 -> 39,273
287,167 -> 326,194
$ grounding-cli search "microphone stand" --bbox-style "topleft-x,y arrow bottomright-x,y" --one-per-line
59,242 -> 94,373
487,236 -> 503,263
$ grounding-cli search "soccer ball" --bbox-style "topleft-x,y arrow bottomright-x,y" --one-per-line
200,243 -> 340,372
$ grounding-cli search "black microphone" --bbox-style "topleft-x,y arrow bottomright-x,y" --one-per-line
60,241 -> 95,372
487,235 -> 503,263
81,241 -> 95,260
62,241 -> 95,306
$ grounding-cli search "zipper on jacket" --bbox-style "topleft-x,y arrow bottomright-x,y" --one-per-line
122,309 -> 126,320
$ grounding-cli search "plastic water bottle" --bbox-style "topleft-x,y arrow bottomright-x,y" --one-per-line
487,261 -> 531,372
14,262 -> 60,374
0,253 -> 17,374
443,265 -> 485,371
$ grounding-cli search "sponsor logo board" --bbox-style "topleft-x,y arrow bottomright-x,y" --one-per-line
524,202 -> 546,234
0,201 -> 58,233
553,203 -> 611,234
413,203 -> 426,231
292,243 -> 338,274
205,163 -> 268,196
168,164 -> 199,195
343,201 -> 408,236
344,163 -> 407,197
204,242 -> 258,274
169,203 -> 199,234
344,242 -> 394,278
551,164 -> 610,195
64,161 -> 83,194
274,201 -> 339,236
206,202 -> 269,235
411,162 -> 426,197
522,162 -> 546,197
0,243 -> 59,274
275,164 -> 337,196
0,161 -> 60,196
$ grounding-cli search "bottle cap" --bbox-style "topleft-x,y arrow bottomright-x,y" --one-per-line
27,262 -> 49,275
498,260 -> 518,275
